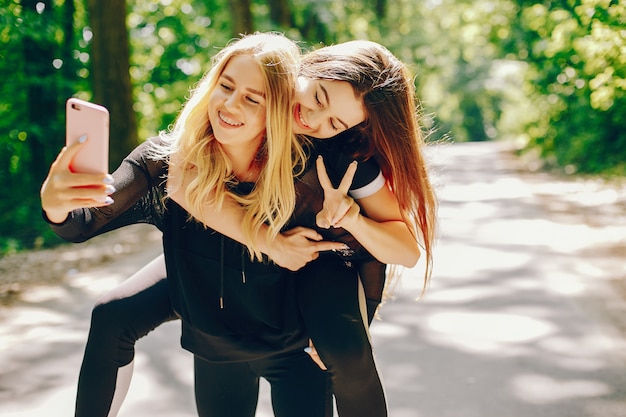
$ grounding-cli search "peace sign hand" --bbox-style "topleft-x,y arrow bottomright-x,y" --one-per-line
315,156 -> 360,229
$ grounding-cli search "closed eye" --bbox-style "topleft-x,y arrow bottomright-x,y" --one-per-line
316,90 -> 339,131
314,91 -> 322,107
220,83 -> 233,91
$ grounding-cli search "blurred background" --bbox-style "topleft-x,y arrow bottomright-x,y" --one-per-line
0,0 -> 624,255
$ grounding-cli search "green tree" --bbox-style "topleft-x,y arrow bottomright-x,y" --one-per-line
21,0 -> 62,182
2,0 -> 624,254
267,0 -> 292,29
87,0 -> 137,169
513,0 -> 626,174
127,0 -> 231,140
228,0 -> 253,35
0,0 -> 81,252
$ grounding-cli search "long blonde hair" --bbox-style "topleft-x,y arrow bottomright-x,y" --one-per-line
300,41 -> 438,292
157,32 -> 304,259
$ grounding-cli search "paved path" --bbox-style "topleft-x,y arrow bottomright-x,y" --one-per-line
1,141 -> 625,416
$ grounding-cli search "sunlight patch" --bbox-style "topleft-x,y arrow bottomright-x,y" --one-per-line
425,311 -> 555,353
511,373 -> 611,404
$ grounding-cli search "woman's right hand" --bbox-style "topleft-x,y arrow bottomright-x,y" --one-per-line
315,156 -> 359,229
40,137 -> 115,224
267,226 -> 348,271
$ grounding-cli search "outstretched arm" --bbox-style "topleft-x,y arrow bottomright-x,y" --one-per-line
42,137 -> 167,243
316,156 -> 420,268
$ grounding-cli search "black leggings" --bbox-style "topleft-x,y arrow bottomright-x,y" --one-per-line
194,351 -> 330,417
73,261 -> 331,417
297,257 -> 387,417
74,257 -> 385,417
74,260 -> 178,417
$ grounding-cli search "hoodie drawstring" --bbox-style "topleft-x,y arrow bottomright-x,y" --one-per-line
241,250 -> 246,283
219,237 -> 248,309
219,236 -> 224,309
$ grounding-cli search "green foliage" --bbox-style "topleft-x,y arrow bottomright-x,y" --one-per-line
0,0 -> 90,254
128,0 -> 232,139
383,0 -> 523,143
515,0 -> 626,174
0,0 -> 234,254
1,0 -> 624,255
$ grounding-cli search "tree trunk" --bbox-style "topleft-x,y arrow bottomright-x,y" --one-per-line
61,0 -> 76,100
21,0 -> 58,182
375,0 -> 387,19
228,0 -> 253,36
267,0 -> 292,28
86,0 -> 137,170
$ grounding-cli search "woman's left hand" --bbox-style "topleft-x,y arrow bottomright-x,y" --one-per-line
315,156 -> 360,229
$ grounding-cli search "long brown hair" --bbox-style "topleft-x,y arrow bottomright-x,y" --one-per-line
300,41 -> 438,292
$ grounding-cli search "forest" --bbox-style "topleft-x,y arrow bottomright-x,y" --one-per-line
1,0 -> 624,254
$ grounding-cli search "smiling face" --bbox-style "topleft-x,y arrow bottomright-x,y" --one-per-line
292,77 -> 366,139
208,55 -> 267,152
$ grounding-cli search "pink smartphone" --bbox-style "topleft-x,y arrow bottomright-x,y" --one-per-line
66,98 -> 109,174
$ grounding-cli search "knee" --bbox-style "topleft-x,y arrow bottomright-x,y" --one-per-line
90,296 -> 139,348
90,296 -> 125,332
88,298 -> 137,365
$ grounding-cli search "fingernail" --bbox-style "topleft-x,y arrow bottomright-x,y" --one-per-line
104,196 -> 114,205
103,175 -> 114,185
304,347 -> 312,353
105,185 -> 116,194
342,244 -> 350,250
78,134 -> 87,143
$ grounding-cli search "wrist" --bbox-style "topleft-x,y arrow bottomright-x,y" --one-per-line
43,209 -> 70,224
340,206 -> 363,232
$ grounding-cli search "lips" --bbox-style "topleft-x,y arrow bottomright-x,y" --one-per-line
218,111 -> 243,127
294,103 -> 311,130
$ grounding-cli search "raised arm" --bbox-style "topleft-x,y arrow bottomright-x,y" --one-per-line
315,156 -> 420,268
41,137 -> 165,242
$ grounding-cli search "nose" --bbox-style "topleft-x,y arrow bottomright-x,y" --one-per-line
224,92 -> 240,110
304,106 -> 324,129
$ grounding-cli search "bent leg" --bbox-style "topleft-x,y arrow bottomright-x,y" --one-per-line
297,257 -> 387,417
75,254 -> 178,417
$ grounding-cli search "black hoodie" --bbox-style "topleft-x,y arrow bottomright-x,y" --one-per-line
47,134 -> 381,363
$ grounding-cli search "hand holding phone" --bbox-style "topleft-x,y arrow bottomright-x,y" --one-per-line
66,98 -> 109,174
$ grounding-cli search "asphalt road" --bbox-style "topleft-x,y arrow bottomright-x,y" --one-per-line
1,141 -> 625,416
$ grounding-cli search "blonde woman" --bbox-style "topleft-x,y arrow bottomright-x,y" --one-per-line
42,32 -> 342,417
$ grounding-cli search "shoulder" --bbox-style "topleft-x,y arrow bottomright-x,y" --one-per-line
125,137 -> 161,161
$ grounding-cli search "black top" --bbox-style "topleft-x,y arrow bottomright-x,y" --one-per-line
48,134 -> 382,362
